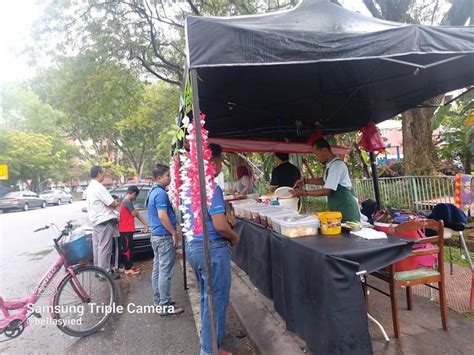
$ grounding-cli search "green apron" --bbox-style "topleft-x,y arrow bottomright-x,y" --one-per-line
327,185 -> 361,222
325,158 -> 360,222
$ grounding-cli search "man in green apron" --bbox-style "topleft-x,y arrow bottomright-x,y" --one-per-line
291,139 -> 360,222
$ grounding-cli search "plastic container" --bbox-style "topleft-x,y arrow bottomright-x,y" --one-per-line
272,214 -> 306,234
278,197 -> 299,211
268,211 -> 299,229
318,211 -> 342,235
274,186 -> 293,199
273,215 -> 320,238
244,204 -> 273,223
231,200 -> 257,218
259,206 -> 284,227
374,222 -> 420,271
255,206 -> 279,225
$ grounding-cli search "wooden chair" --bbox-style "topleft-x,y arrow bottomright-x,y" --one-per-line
367,219 -> 448,338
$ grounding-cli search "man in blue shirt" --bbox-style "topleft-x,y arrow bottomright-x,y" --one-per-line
147,164 -> 184,316
185,144 -> 240,355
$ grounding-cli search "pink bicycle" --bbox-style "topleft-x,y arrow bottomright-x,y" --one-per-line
0,222 -> 116,340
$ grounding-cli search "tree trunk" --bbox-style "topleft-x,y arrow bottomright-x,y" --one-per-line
466,132 -> 473,174
402,107 -> 438,175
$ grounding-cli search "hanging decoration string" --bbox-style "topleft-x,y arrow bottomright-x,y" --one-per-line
177,114 -> 215,237
169,154 -> 182,209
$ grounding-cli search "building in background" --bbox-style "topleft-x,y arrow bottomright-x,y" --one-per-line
376,120 -> 403,164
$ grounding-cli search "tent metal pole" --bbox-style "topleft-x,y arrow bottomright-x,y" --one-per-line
369,152 -> 382,210
179,66 -> 189,291
190,68 -> 219,355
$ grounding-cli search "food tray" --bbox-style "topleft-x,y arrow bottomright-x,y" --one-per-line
267,211 -> 299,229
272,215 -> 319,238
259,207 -> 285,227
248,205 -> 275,224
231,200 -> 258,218
254,206 -> 280,226
242,204 -> 270,222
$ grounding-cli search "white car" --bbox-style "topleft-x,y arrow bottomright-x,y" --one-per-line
82,190 -> 87,200
39,189 -> 73,205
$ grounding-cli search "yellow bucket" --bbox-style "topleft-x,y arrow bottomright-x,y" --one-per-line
318,212 -> 342,235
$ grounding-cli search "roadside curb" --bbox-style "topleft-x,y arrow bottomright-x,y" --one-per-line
230,263 -> 304,355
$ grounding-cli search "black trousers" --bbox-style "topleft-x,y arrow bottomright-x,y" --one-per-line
119,232 -> 134,269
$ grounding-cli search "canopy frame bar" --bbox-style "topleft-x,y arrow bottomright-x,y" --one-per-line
381,55 -> 465,70
190,68 -> 219,355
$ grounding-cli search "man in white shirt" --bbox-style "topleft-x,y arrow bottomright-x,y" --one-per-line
292,139 -> 360,222
86,166 -> 120,279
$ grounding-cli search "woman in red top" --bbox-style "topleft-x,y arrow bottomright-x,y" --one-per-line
119,186 -> 149,275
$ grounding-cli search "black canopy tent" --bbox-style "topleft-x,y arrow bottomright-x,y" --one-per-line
182,0 -> 474,352
186,0 -> 474,141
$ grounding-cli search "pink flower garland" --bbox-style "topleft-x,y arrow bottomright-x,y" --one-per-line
187,113 -> 215,235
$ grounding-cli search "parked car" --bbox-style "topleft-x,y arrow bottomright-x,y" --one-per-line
81,183 -> 152,254
82,190 -> 87,200
39,189 -> 73,205
0,191 -> 47,212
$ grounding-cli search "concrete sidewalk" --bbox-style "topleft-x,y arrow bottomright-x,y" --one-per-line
230,262 -> 474,355
67,254 -> 201,354
69,252 -> 256,354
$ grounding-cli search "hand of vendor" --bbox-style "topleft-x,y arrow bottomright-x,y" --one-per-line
293,178 -> 305,189
290,189 -> 306,197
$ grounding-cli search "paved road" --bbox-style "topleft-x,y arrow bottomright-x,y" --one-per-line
0,202 -> 200,353
0,201 -> 89,298
0,202 -> 254,354
0,201 -> 92,351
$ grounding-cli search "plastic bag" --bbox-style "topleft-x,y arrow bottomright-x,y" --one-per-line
359,122 -> 385,152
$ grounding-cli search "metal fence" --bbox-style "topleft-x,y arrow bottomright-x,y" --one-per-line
352,176 -> 456,211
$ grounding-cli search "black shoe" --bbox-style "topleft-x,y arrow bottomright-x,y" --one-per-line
159,305 -> 184,317
154,300 -> 176,306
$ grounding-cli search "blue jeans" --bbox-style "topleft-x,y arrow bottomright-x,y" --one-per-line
151,235 -> 176,305
186,239 -> 231,355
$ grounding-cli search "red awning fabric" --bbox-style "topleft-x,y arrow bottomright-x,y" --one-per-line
208,137 -> 350,155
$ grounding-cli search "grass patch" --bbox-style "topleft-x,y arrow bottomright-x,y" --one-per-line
463,312 -> 474,321
444,242 -> 474,268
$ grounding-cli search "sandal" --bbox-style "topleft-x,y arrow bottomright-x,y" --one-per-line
124,268 -> 140,275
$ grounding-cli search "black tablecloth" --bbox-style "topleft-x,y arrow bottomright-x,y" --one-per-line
232,220 -> 273,299
232,218 -> 413,354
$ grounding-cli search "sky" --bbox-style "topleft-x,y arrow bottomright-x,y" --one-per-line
0,0 -> 371,84
0,0 -> 42,83
0,0 -> 451,84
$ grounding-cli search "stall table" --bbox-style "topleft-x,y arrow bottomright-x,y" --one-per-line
232,218 -> 413,354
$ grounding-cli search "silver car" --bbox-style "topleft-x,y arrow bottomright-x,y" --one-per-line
81,184 -> 152,254
0,191 -> 47,212
39,189 -> 73,205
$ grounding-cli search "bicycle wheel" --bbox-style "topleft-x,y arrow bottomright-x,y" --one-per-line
53,265 -> 116,337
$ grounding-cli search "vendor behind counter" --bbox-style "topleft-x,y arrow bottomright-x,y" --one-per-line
270,153 -> 301,190
292,139 -> 360,222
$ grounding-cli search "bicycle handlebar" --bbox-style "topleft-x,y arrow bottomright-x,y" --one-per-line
34,221 -> 74,236
33,226 -> 50,233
